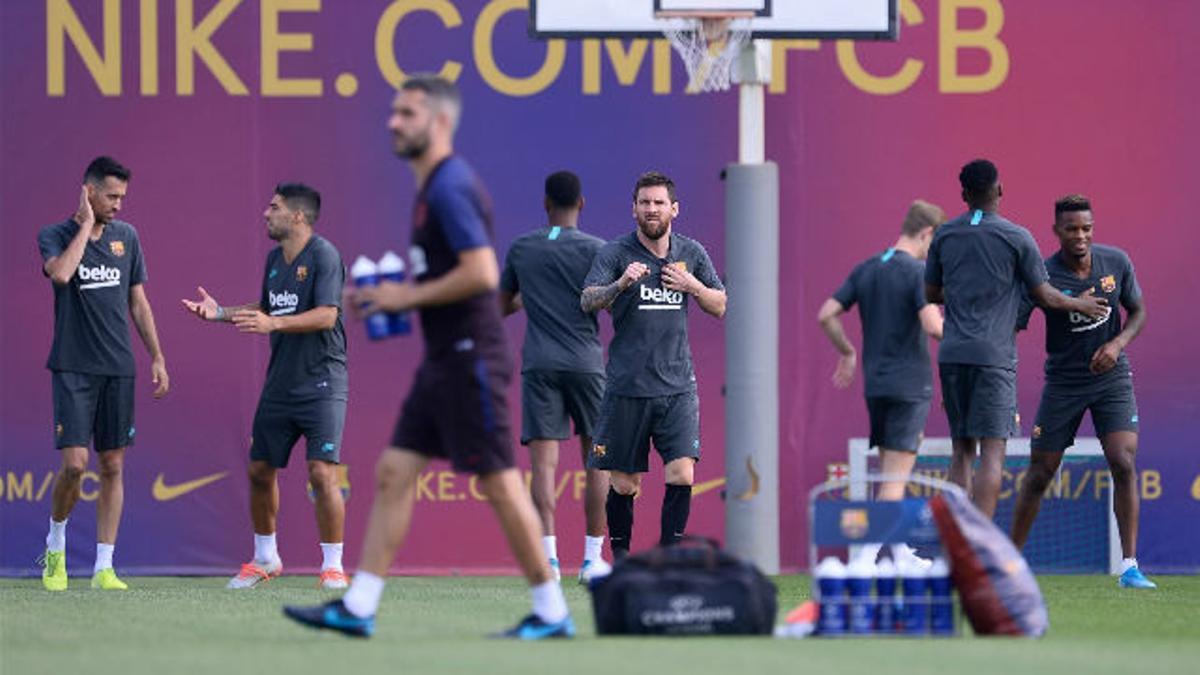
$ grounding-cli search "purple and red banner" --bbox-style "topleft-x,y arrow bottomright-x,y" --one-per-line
2,1 -> 1197,575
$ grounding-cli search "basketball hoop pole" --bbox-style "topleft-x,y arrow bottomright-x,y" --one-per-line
734,41 -> 769,163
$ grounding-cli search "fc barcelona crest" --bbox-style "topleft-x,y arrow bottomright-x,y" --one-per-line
1100,275 -> 1116,293
109,240 -> 125,257
840,508 -> 869,539
296,266 -> 308,281
593,444 -> 607,458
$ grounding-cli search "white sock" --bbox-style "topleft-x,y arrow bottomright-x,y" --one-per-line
1119,557 -> 1138,574
542,535 -> 558,561
584,535 -> 604,562
320,542 -> 344,571
46,518 -> 67,553
854,543 -> 883,565
531,580 -> 569,623
95,543 -> 114,573
342,571 -> 385,618
254,533 -> 279,564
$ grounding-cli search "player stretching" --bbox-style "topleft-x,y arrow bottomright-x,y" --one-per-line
183,183 -> 350,590
581,171 -> 726,559
1011,195 -> 1155,588
283,74 -> 572,639
818,200 -> 945,566
500,171 -> 612,583
925,159 -> 1106,517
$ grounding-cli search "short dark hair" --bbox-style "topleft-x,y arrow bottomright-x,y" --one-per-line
1054,194 -> 1092,221
632,171 -> 677,203
545,171 -> 582,209
401,73 -> 462,129
275,182 -> 321,225
83,156 -> 131,185
959,159 -> 999,199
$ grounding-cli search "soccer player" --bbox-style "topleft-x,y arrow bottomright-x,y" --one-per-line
37,156 -> 170,591
500,171 -> 612,583
925,159 -> 1107,517
580,171 -> 726,559
1011,195 -> 1155,588
818,200 -> 945,566
283,74 -> 573,639
183,183 -> 350,590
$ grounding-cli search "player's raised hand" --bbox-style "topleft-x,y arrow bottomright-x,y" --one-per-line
618,262 -> 650,290
1075,287 -> 1110,320
662,262 -> 699,295
232,309 -> 276,334
181,286 -> 223,321
1089,339 -> 1122,374
73,185 -> 95,228
832,351 -> 857,389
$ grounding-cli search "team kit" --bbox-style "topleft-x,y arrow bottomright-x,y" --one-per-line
35,77 -> 1152,641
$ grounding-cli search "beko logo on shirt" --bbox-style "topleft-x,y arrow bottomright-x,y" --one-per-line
269,290 -> 299,316
77,264 -> 121,289
1069,306 -> 1112,332
638,284 -> 683,310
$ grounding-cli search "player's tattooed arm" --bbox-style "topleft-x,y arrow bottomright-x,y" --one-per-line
581,262 -> 649,312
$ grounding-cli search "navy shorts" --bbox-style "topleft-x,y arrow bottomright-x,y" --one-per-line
866,397 -> 931,453
938,363 -> 1018,440
587,391 -> 701,474
391,356 -> 515,474
1032,376 -> 1139,453
520,369 -> 604,444
51,371 -> 135,451
251,396 -> 346,468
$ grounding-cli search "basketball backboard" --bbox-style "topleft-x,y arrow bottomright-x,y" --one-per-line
529,0 -> 897,40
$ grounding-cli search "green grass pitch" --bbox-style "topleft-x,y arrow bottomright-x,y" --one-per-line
2,575 -> 1196,675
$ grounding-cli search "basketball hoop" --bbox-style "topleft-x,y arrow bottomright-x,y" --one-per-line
661,13 -> 754,93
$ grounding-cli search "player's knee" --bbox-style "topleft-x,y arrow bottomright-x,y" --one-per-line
306,461 -> 337,491
97,456 -> 123,480
664,462 -> 694,486
611,473 -> 639,496
373,452 -> 408,490
1108,450 -> 1136,482
58,463 -> 86,483
247,464 -> 275,489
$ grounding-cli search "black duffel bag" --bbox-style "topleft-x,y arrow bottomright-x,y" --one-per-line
589,538 -> 777,635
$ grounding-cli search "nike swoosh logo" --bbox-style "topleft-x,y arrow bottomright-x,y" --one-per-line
152,471 -> 228,501
692,477 -> 726,497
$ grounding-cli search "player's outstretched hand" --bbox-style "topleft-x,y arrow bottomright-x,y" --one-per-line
1076,288 -> 1110,320
661,262 -> 699,295
349,281 -> 412,317
73,185 -> 95,228
151,358 -> 170,398
232,309 -> 276,334
1089,339 -> 1121,375
832,351 -> 857,389
181,286 -> 223,321
619,262 -> 650,290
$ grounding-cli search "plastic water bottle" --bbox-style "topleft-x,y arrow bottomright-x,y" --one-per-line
815,557 -> 848,636
350,255 -> 390,341
377,251 -> 411,336
929,558 -> 954,635
874,558 -> 899,634
899,559 -> 929,635
846,559 -> 876,634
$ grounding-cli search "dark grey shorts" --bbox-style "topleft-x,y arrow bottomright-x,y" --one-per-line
938,363 -> 1018,440
251,396 -> 346,468
520,369 -> 604,444
1032,376 -> 1139,453
51,371 -> 135,451
587,391 -> 701,473
866,396 -> 931,453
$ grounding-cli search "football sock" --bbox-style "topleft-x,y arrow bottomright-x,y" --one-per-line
584,535 -> 605,562
94,543 -> 114,573
46,518 -> 67,553
1119,557 -> 1138,574
253,533 -> 279,564
541,535 -> 558,561
343,571 -> 385,618
320,542 -> 344,570
606,488 -> 634,559
531,579 -> 569,623
660,484 -> 692,546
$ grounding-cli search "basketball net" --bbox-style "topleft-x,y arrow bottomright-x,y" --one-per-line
664,16 -> 753,93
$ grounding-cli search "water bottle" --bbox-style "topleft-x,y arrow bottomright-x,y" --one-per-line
377,251 -> 411,336
815,557 -> 848,636
846,559 -> 876,634
874,558 -> 899,634
899,559 -> 929,635
929,557 -> 954,635
350,255 -> 391,341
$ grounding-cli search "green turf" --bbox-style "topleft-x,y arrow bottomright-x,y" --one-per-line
2,575 -> 1196,675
